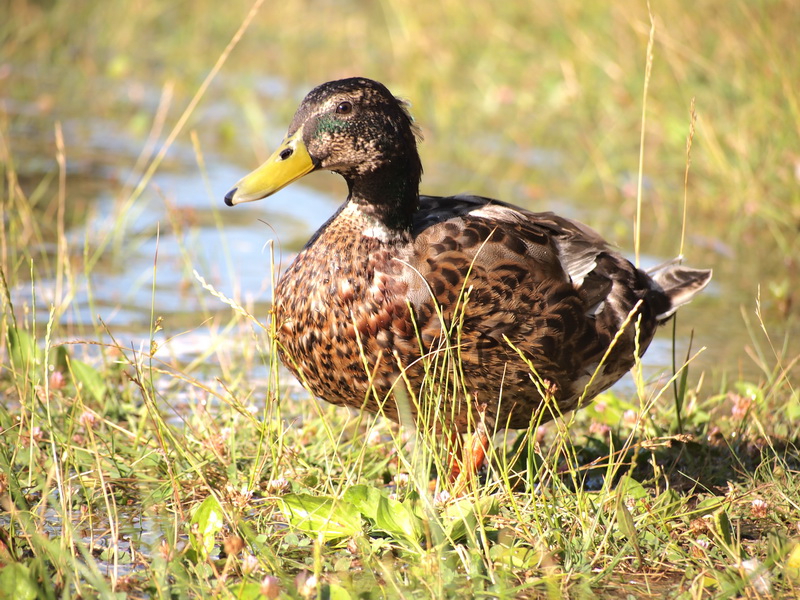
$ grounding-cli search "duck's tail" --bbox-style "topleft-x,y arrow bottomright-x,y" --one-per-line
649,262 -> 713,322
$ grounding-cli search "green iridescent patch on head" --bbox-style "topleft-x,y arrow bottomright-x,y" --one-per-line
315,114 -> 347,137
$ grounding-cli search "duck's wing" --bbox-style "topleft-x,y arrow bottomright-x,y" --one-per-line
411,195 -> 615,313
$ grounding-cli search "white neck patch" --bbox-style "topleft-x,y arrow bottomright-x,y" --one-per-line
341,201 -> 401,242
361,224 -> 394,241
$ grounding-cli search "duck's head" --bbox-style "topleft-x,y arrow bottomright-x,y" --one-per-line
224,77 -> 422,209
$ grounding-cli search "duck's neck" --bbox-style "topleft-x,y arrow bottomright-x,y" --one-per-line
343,155 -> 421,234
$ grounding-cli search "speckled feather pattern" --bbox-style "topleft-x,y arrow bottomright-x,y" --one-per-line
242,78 -> 712,435
276,194 -> 678,432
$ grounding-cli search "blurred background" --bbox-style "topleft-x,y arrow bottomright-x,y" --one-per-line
2,0 -> 798,394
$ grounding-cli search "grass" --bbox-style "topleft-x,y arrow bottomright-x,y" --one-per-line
2,0 -> 800,597
2,295 -> 799,598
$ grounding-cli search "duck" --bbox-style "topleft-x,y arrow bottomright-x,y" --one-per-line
224,77 -> 711,483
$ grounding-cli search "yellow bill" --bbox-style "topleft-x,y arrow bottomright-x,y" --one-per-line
224,127 -> 315,206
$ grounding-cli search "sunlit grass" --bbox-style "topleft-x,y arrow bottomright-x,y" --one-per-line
2,246 -> 800,598
3,134 -> 800,598
1,0 -> 800,597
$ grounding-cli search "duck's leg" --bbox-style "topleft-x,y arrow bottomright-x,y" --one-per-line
447,425 -> 490,492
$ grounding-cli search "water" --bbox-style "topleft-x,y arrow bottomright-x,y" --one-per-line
0,504 -> 179,579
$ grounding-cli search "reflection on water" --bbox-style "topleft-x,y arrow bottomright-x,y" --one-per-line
0,504 -> 181,579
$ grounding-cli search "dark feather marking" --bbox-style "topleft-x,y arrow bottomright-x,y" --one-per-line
259,78 -> 712,433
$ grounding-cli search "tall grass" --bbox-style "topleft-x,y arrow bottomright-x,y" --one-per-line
1,0 -> 799,598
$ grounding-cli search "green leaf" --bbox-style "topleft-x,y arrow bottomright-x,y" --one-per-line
616,477 -> 645,566
69,359 -> 107,403
616,501 -> 637,539
227,582 -> 263,600
489,544 -> 543,569
713,509 -> 734,548
616,500 -> 643,567
733,381 -> 763,404
783,392 -> 800,421
617,475 -> 648,503
342,485 -> 425,548
786,542 -> 800,583
441,495 -> 498,543
190,495 -> 225,559
584,390 -> 637,425
374,495 -> 424,547
8,328 -> 41,383
652,488 -> 681,517
53,344 -> 70,372
323,583 -> 352,600
0,563 -> 38,600
693,496 -> 726,516
343,484 -> 382,522
280,493 -> 362,542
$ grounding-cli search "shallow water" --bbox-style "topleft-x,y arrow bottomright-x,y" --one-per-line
0,503 -> 177,579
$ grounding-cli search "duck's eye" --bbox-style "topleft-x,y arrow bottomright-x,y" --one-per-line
335,101 -> 353,115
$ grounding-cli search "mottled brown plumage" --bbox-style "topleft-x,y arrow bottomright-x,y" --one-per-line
225,77 -> 712,440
